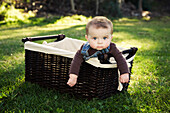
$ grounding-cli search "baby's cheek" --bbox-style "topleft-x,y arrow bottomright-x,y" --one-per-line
90,43 -> 96,49
104,42 -> 110,48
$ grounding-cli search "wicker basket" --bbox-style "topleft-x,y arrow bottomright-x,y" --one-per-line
23,35 -> 138,99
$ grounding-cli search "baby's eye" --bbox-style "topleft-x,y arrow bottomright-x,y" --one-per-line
103,37 -> 107,40
93,37 -> 97,40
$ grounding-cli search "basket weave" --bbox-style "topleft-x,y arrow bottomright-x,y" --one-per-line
25,50 -> 121,99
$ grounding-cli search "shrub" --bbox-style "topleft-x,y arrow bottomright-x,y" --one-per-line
0,2 -> 35,23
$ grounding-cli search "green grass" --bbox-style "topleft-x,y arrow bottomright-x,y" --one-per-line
0,15 -> 169,112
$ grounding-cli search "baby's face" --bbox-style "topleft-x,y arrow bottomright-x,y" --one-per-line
86,26 -> 112,50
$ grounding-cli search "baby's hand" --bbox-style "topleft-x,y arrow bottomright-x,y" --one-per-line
119,73 -> 129,83
67,74 -> 78,87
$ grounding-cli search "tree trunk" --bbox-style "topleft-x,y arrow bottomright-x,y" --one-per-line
96,0 -> 99,15
117,0 -> 125,9
70,0 -> 76,12
138,0 -> 143,12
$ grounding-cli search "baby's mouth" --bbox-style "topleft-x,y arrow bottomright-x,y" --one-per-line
97,46 -> 103,48
97,46 -> 103,50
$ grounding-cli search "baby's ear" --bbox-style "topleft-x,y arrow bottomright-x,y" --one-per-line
111,35 -> 113,39
85,35 -> 88,41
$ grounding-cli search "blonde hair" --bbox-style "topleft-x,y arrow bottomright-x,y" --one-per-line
86,16 -> 113,35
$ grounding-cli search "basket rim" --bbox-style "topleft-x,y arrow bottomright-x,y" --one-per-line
24,37 -> 133,68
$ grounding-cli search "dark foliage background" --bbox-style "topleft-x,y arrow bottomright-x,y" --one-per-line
1,0 -> 170,18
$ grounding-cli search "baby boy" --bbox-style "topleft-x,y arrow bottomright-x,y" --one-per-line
67,16 -> 129,87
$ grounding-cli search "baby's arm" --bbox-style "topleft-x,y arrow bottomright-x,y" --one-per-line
119,73 -> 129,83
67,45 -> 84,87
67,74 -> 78,87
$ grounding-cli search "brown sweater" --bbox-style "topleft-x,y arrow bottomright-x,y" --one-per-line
69,42 -> 129,76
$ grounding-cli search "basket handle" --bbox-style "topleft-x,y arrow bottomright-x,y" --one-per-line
98,47 -> 138,64
22,34 -> 65,43
122,47 -> 138,59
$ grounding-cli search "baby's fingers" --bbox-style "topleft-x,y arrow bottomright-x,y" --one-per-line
67,79 -> 76,87
67,82 -> 73,87
119,77 -> 125,83
119,76 -> 129,83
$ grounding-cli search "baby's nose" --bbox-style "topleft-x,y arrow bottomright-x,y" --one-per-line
98,39 -> 103,44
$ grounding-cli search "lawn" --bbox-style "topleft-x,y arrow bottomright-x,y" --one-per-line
0,15 -> 169,112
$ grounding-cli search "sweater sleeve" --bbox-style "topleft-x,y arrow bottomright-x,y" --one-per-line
69,45 -> 84,76
109,43 -> 129,75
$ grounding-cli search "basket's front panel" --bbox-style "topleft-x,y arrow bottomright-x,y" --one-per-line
96,68 -> 119,99
25,50 -> 121,99
73,62 -> 98,99
54,56 -> 72,92
75,62 -> 119,99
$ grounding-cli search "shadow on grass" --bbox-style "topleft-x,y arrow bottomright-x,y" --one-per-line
0,59 -> 25,92
1,81 -> 139,112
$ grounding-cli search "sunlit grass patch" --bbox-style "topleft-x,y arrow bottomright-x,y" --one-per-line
54,15 -> 92,25
113,33 -> 158,52
115,17 -> 139,22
